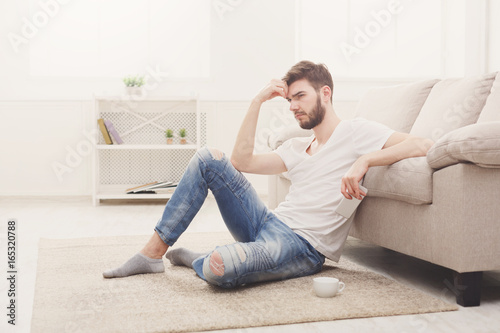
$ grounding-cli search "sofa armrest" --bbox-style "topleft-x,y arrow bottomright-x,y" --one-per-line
427,122 -> 500,169
268,174 -> 291,209
268,124 -> 312,150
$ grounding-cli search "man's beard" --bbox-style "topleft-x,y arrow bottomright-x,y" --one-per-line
297,95 -> 326,130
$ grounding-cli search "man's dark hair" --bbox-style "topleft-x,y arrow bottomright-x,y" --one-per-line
282,60 -> 334,102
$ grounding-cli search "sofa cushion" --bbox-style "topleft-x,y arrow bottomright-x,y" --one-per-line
363,156 -> 433,205
427,122 -> 500,169
355,79 -> 438,133
477,72 -> 500,123
410,72 -> 496,141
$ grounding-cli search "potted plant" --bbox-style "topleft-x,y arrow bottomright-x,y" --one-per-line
123,75 -> 145,95
165,129 -> 174,144
179,128 -> 187,144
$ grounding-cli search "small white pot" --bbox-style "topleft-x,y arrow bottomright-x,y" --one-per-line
125,86 -> 144,96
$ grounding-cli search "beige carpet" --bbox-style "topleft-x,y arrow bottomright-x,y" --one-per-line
31,232 -> 457,333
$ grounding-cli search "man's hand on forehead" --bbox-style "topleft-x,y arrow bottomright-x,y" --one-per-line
271,79 -> 288,99
255,79 -> 288,103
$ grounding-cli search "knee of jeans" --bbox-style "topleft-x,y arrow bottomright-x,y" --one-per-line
208,147 -> 225,160
202,246 -> 242,288
197,146 -> 224,159
196,147 -> 227,167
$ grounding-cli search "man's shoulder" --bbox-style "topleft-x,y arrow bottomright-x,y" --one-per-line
346,117 -> 390,132
345,117 -> 375,125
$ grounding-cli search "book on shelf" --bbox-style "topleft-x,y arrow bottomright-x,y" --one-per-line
153,183 -> 179,194
125,182 -> 158,193
97,118 -> 113,144
126,181 -> 178,194
104,120 -> 124,144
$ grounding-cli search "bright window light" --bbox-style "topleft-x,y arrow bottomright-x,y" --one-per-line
29,0 -> 210,78
299,0 -> 464,79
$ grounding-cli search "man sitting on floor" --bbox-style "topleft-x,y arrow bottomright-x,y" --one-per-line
103,60 -> 433,288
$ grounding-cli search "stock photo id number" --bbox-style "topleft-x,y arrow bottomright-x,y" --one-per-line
6,219 -> 17,326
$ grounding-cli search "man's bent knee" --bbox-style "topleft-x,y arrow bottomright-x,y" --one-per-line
195,147 -> 225,164
208,147 -> 224,160
209,250 -> 224,276
202,247 -> 236,288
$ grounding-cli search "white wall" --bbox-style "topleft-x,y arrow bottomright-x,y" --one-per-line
0,0 -> 295,101
0,101 -> 93,195
0,0 -> 499,196
0,0 -> 296,196
488,0 -> 500,72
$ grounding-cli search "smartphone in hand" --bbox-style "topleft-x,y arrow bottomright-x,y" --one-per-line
335,185 -> 368,219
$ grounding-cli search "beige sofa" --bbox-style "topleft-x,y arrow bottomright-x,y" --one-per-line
268,72 -> 500,307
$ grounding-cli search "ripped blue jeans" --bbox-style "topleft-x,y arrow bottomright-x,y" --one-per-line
154,147 -> 325,288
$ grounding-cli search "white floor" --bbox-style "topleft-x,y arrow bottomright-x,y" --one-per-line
1,195 -> 499,333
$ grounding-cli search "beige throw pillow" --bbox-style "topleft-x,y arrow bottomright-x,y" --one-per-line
410,72 -> 496,141
427,122 -> 500,169
355,79 -> 438,133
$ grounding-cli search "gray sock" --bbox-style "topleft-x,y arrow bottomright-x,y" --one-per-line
165,248 -> 207,269
103,253 -> 165,278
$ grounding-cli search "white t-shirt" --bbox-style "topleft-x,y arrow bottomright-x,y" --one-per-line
273,118 -> 394,261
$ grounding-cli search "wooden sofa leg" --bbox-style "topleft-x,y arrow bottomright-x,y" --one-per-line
453,271 -> 483,307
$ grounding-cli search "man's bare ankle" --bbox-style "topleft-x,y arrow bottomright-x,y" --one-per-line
140,232 -> 168,259
140,247 -> 166,260
139,245 -> 168,259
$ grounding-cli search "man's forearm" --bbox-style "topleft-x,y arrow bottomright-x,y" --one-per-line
362,136 -> 434,167
341,135 -> 434,199
230,79 -> 288,171
230,99 -> 262,168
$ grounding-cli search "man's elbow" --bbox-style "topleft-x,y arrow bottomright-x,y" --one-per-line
413,137 -> 434,157
230,157 -> 242,171
230,157 -> 249,172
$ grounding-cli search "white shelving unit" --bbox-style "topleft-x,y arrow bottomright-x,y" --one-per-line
92,95 -> 205,205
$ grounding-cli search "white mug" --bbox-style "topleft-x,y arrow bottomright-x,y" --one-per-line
313,277 -> 345,298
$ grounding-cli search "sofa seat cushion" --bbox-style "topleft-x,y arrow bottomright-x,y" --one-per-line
355,79 -> 438,133
427,122 -> 500,169
410,72 -> 497,141
363,156 -> 433,205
